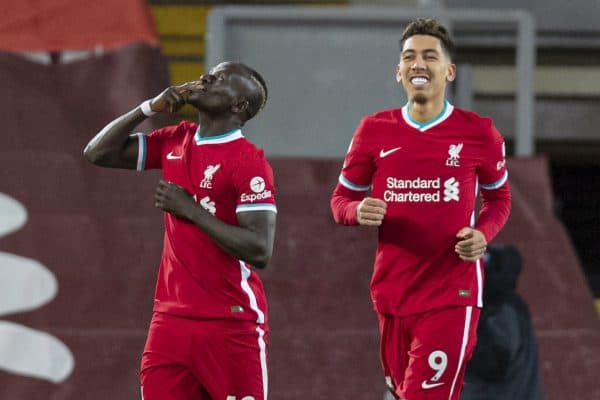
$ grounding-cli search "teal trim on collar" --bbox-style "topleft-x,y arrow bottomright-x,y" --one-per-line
405,100 -> 449,129
194,127 -> 243,145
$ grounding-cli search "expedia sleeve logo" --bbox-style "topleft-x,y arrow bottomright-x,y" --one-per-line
496,142 -> 507,171
240,176 -> 273,203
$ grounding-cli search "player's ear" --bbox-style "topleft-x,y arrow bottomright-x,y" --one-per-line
446,63 -> 457,83
232,99 -> 249,114
395,64 -> 402,83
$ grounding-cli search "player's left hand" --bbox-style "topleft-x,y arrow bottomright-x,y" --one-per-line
154,180 -> 196,219
455,227 -> 487,262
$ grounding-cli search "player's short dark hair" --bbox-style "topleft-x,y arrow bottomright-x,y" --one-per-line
240,65 -> 268,121
400,18 -> 456,61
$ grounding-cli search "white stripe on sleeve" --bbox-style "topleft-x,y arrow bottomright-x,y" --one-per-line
480,171 -> 508,190
339,174 -> 370,191
135,132 -> 146,171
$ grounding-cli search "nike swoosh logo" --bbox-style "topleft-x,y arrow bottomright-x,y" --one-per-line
379,147 -> 402,158
166,151 -> 182,160
421,381 -> 445,390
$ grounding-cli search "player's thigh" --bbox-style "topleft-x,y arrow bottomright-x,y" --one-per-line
402,306 -> 479,400
377,313 -> 410,395
140,312 -> 205,400
195,321 -> 269,400
141,363 -> 206,400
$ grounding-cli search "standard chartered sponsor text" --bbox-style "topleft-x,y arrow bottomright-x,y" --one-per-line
386,177 -> 440,189
384,190 -> 441,202
384,176 -> 459,203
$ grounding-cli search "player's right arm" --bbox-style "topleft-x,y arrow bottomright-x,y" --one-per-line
83,85 -> 190,169
330,118 -> 385,226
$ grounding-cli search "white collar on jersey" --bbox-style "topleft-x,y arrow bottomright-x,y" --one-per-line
194,127 -> 244,145
401,100 -> 454,132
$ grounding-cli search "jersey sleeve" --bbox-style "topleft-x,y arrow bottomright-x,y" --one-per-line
135,126 -> 176,171
233,150 -> 277,214
330,118 -> 375,225
478,120 -> 508,190
476,119 -> 511,242
338,117 -> 376,192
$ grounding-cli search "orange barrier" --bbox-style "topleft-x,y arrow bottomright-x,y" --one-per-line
0,0 -> 158,51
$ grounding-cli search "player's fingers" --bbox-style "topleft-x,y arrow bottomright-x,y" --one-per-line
456,245 -> 486,260
361,205 -> 386,216
455,241 -> 486,253
360,211 -> 384,221
170,91 -> 185,105
154,192 -> 165,203
456,227 -> 474,239
456,238 -> 477,248
162,90 -> 176,103
155,184 -> 167,194
174,84 -> 192,101
364,198 -> 387,208
161,91 -> 183,112
457,233 -> 486,247
174,83 -> 191,92
456,246 -> 485,256
167,182 -> 185,193
357,209 -> 383,225
157,179 -> 175,189
359,218 -> 382,226
171,89 -> 185,101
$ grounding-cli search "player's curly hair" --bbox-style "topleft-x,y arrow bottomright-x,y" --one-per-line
400,18 -> 456,60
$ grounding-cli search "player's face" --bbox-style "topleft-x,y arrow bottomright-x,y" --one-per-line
185,62 -> 252,115
396,35 -> 456,105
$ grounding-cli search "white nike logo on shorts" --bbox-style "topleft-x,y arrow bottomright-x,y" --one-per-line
166,151 -> 183,160
421,380 -> 445,390
379,147 -> 402,158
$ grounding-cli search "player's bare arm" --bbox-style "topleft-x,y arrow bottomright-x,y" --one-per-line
357,197 -> 387,226
83,84 -> 193,169
154,180 -> 276,268
455,227 -> 487,262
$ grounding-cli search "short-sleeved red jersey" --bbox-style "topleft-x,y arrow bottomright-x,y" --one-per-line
136,121 -> 276,323
331,102 -> 511,316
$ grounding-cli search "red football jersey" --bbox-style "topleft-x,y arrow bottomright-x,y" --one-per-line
331,102 -> 511,316
136,121 -> 276,323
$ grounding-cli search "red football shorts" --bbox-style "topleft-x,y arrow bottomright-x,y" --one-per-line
140,312 -> 268,400
378,306 -> 480,400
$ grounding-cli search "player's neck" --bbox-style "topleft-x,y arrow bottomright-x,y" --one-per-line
408,99 -> 446,124
196,115 -> 242,137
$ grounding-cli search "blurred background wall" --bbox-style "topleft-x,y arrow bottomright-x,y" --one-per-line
0,0 -> 598,399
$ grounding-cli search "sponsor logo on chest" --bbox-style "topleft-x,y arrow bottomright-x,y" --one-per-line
383,176 -> 460,203
377,143 -> 466,204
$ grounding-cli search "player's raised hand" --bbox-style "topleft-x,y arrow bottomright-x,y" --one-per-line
148,84 -> 193,113
356,197 -> 387,226
154,180 -> 196,219
455,227 -> 487,261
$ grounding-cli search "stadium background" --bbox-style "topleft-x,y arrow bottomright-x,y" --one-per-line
0,0 -> 598,399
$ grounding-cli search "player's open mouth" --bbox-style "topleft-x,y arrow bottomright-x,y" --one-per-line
410,76 -> 429,86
